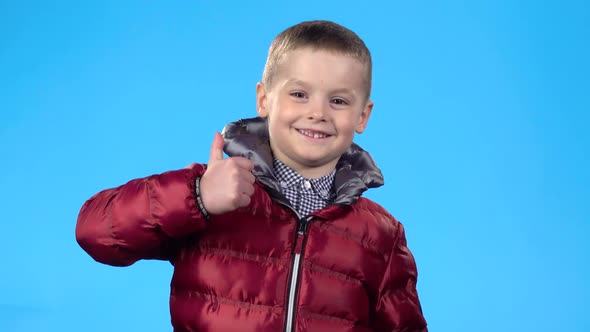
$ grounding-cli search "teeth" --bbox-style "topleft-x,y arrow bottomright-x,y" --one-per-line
299,129 -> 327,138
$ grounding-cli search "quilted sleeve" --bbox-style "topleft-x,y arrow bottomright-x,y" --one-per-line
75,164 -> 208,267
372,222 -> 428,331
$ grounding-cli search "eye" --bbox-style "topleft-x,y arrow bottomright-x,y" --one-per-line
331,97 -> 349,105
290,91 -> 307,99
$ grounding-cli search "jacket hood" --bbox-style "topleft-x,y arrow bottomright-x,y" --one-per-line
221,117 -> 384,206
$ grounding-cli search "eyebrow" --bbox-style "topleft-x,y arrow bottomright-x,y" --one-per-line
285,79 -> 311,89
284,79 -> 356,96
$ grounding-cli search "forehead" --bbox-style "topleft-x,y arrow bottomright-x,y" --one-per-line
275,48 -> 369,89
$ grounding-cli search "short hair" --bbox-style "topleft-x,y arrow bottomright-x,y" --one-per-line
262,20 -> 372,98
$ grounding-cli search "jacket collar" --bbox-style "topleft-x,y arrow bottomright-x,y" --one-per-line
221,117 -> 384,206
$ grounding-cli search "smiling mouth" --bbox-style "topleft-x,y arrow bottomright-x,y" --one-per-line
297,129 -> 331,139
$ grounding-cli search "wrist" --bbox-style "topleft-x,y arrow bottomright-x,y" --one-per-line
194,177 -> 210,221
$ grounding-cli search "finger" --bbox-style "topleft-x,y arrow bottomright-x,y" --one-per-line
208,132 -> 225,164
230,156 -> 254,171
237,193 -> 251,208
238,182 -> 255,197
241,170 -> 256,185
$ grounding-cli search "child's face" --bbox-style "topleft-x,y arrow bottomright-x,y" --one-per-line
256,48 -> 373,178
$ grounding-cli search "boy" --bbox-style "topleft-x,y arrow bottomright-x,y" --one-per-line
76,20 -> 427,331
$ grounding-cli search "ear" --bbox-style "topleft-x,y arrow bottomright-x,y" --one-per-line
355,100 -> 374,134
256,82 -> 269,118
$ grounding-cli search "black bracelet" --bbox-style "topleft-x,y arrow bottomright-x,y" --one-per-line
194,177 -> 210,221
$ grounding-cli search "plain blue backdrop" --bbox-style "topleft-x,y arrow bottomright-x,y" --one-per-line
1,1 -> 588,331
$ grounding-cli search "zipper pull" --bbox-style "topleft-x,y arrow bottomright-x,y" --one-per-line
294,217 -> 311,254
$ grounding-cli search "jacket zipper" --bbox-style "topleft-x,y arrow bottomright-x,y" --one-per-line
284,215 -> 312,332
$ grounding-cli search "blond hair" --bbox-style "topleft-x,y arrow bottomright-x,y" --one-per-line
262,20 -> 372,98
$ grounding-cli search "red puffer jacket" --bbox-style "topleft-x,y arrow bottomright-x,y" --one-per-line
76,118 -> 427,332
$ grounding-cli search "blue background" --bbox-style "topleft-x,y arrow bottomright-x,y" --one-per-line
1,1 -> 588,331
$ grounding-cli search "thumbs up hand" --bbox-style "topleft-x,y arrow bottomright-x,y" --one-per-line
199,132 -> 256,215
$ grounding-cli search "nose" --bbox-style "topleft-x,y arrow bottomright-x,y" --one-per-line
306,99 -> 329,121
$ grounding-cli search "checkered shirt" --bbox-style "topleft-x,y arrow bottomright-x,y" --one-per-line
273,159 -> 336,217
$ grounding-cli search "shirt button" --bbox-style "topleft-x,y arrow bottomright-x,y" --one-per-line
280,181 -> 288,188
320,189 -> 328,197
303,180 -> 312,190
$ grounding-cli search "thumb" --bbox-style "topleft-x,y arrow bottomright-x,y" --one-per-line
208,132 -> 225,164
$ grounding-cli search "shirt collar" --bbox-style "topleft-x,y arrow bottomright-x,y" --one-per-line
273,159 -> 336,200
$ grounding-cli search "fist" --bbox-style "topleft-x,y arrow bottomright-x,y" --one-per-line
199,132 -> 255,215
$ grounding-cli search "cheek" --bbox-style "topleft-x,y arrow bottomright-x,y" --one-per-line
336,115 -> 360,132
270,103 -> 299,123
267,116 -> 289,138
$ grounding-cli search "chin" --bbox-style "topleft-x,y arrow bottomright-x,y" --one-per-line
301,157 -> 335,168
